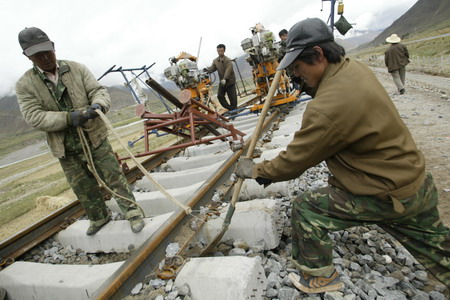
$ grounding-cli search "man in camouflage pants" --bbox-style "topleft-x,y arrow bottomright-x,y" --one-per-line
16,27 -> 145,235
236,18 -> 449,293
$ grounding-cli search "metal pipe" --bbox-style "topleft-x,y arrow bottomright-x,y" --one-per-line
231,58 -> 249,96
145,77 -> 183,109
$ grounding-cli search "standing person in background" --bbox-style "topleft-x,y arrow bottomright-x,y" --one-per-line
385,33 -> 410,94
205,44 -> 237,111
15,27 -> 145,236
278,29 -> 288,62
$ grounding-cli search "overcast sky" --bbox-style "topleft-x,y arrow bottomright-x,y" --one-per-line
0,0 -> 417,97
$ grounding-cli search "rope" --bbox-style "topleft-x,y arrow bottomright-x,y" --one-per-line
77,126 -> 146,217
95,109 -> 192,214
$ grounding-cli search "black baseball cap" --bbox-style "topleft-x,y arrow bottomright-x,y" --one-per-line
18,27 -> 54,56
277,18 -> 334,70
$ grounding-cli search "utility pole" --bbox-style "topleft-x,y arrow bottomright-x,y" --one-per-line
321,0 -> 336,32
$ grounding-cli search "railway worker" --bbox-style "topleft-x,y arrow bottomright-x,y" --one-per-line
277,29 -> 288,62
235,18 -> 450,293
15,27 -> 145,236
205,44 -> 238,111
384,33 -> 410,95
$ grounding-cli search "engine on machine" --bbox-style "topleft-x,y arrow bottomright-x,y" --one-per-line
241,24 -> 297,111
164,52 -> 214,109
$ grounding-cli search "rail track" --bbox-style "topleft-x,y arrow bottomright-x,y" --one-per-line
0,94 -> 308,299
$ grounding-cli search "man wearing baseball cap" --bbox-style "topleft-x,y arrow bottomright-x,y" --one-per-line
235,18 -> 449,293
16,27 -> 145,235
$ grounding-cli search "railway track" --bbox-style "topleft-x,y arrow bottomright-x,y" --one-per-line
0,95 -> 308,299
1,93 -> 448,299
0,95 -> 262,267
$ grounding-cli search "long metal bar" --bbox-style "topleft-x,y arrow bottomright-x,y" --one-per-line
117,68 -> 141,104
231,58 -> 249,96
145,77 -> 184,109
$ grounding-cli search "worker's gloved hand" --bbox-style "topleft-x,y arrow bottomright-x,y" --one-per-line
255,177 -> 272,188
69,111 -> 88,127
202,68 -> 209,73
85,103 -> 105,119
235,157 -> 255,179
220,79 -> 227,87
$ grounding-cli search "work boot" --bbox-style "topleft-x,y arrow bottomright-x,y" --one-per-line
86,215 -> 111,236
130,216 -> 145,233
288,270 -> 343,294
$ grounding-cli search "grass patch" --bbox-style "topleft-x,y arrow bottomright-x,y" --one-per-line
0,179 -> 69,226
0,171 -> 66,206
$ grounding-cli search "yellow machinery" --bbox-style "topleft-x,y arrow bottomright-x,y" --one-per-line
240,24 -> 297,111
164,52 -> 214,109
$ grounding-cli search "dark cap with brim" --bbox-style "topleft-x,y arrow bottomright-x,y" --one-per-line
277,18 -> 334,70
18,27 -> 54,56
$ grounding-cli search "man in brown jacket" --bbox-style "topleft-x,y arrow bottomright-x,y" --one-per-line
205,44 -> 237,111
384,34 -> 410,94
236,18 -> 449,293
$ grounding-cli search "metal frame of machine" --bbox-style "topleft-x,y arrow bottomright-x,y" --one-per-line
99,61 -> 245,171
240,23 -> 298,111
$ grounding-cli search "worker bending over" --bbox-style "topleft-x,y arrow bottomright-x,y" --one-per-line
236,18 -> 450,293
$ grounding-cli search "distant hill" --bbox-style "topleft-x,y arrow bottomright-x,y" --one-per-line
337,30 -> 383,51
364,0 -> 450,47
0,84 -> 175,138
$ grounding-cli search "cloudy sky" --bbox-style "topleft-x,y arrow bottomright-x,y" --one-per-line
0,0 -> 417,97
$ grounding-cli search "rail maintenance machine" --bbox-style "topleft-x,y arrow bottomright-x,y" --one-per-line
114,52 -> 246,171
240,23 -> 298,112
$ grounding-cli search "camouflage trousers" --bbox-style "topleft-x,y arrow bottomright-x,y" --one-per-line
291,173 -> 450,286
59,139 -> 142,226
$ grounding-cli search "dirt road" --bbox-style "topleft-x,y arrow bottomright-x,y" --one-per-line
372,67 -> 450,225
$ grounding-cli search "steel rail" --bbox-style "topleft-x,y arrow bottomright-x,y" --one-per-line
0,96 -> 259,268
91,110 -> 280,299
0,146 -> 182,267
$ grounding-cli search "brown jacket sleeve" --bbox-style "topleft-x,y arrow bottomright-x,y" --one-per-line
253,108 -> 346,181
253,58 -> 425,200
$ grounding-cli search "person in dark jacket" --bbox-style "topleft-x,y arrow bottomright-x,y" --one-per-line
384,34 -> 410,94
236,18 -> 449,293
277,29 -> 288,62
16,27 -> 145,235
205,44 -> 237,111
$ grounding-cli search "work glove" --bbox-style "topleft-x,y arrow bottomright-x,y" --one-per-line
69,111 -> 88,127
220,79 -> 227,87
255,176 -> 272,188
235,157 -> 255,179
84,103 -> 105,119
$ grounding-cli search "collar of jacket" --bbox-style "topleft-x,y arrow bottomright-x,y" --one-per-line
33,60 -> 71,78
317,56 -> 348,88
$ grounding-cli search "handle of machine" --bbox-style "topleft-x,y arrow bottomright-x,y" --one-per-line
200,70 -> 283,256
223,70 -> 283,226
